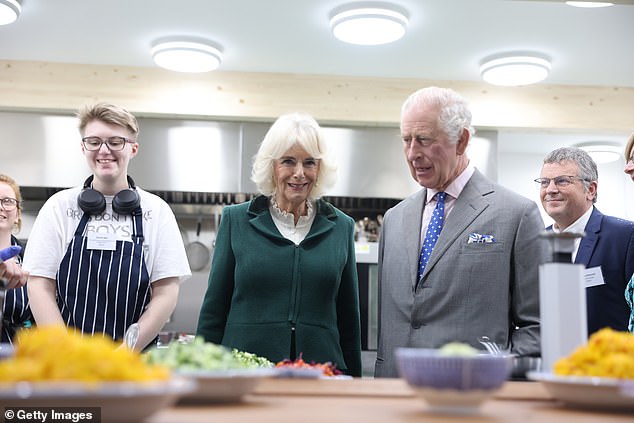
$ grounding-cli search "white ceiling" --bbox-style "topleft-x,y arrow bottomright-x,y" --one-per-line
1,0 -> 633,153
1,0 -> 632,85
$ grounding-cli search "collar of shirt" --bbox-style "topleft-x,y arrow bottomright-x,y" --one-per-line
269,198 -> 316,245
551,205 -> 593,261
424,161 -> 475,208
420,162 -> 475,244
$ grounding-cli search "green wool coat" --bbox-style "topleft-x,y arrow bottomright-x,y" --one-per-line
196,195 -> 362,376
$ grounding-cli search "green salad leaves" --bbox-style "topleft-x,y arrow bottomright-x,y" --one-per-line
143,336 -> 273,370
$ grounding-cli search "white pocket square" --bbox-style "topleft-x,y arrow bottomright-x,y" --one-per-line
468,233 -> 496,244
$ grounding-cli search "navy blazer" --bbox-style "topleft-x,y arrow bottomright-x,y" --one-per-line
574,207 -> 634,335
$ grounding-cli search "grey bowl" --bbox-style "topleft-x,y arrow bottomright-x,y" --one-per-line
0,343 -> 13,360
395,348 -> 513,391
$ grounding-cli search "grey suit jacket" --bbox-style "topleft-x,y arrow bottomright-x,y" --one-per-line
374,170 -> 548,378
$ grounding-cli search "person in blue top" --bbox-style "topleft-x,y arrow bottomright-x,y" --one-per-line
0,174 -> 31,343
197,112 -> 362,376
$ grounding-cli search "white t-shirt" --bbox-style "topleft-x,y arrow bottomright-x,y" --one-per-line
23,185 -> 191,284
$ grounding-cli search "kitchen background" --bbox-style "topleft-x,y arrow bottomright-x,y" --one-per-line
1,0 -> 633,375
3,110 -> 632,368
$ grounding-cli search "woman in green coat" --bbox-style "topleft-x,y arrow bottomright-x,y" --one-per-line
197,112 -> 362,376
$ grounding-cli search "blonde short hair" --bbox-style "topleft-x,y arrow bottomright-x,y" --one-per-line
251,112 -> 337,199
77,102 -> 139,139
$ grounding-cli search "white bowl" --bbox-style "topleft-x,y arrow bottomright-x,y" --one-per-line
0,378 -> 194,422
175,368 -> 276,403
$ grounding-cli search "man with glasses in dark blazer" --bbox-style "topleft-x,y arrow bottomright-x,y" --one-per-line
537,146 -> 634,335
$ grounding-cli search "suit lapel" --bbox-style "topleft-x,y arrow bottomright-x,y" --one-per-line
421,170 -> 492,278
404,190 -> 426,287
304,200 -> 337,241
575,207 -> 601,265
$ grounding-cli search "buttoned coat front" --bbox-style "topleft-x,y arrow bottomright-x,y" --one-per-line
197,195 -> 362,376
375,170 -> 548,378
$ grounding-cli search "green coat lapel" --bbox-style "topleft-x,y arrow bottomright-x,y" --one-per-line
246,195 -> 337,242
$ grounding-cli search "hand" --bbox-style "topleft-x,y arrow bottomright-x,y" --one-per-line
0,260 -> 29,289
0,246 -> 29,289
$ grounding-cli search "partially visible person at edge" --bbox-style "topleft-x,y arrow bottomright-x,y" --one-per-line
623,132 -> 634,332
374,86 -> 547,378
538,147 -> 634,335
196,112 -> 362,376
23,103 -> 191,350
0,174 -> 32,343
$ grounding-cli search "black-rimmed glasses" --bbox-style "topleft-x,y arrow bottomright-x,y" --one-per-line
82,136 -> 133,151
534,175 -> 589,189
0,198 -> 19,211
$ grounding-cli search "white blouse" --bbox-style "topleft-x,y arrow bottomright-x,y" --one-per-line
269,198 -> 316,245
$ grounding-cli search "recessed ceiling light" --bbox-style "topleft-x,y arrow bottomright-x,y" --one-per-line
0,0 -> 21,25
330,3 -> 408,46
151,38 -> 223,73
480,54 -> 551,86
565,2 -> 614,8
576,142 -> 622,164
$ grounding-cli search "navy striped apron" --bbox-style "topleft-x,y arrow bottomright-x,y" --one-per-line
56,209 -> 151,341
1,236 -> 31,344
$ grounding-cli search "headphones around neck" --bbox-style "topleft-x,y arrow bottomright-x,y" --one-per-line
78,175 -> 141,215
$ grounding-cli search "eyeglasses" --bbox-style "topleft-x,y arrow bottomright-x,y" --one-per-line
0,197 -> 19,211
534,175 -> 589,189
82,136 -> 133,151
277,157 -> 320,170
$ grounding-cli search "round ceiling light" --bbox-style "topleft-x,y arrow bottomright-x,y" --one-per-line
480,54 -> 551,86
576,142 -> 623,164
151,39 -> 223,73
565,2 -> 614,8
330,3 -> 408,45
0,0 -> 21,25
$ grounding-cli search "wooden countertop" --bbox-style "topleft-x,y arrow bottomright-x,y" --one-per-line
148,378 -> 634,423
251,377 -> 552,400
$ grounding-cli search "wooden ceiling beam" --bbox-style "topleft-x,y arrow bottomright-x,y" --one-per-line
0,60 -> 632,133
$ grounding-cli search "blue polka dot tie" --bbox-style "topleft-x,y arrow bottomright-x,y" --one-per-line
418,192 -> 446,280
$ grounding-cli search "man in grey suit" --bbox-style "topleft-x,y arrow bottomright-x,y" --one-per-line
374,86 -> 547,378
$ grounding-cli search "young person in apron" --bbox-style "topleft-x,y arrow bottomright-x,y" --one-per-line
56,175 -> 150,341
0,174 -> 31,343
24,103 -> 191,350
